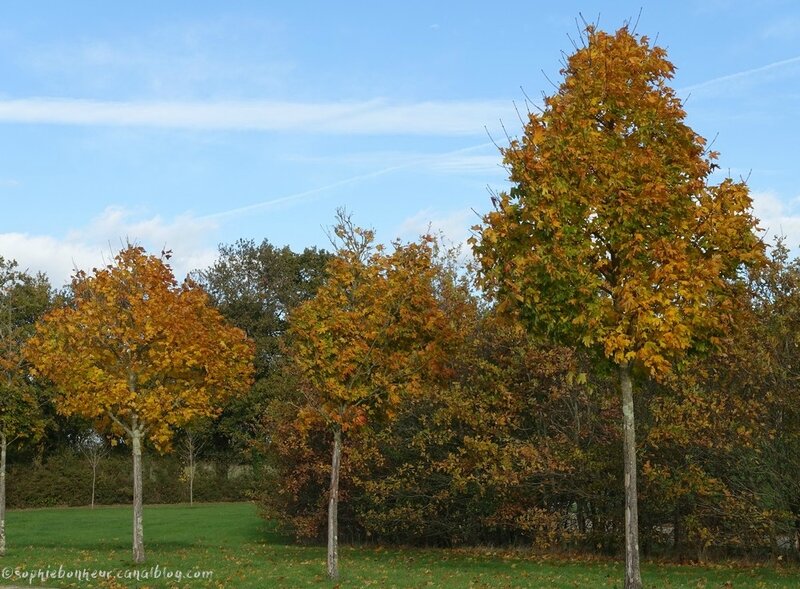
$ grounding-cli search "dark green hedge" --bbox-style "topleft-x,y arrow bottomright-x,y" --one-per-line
7,452 -> 253,508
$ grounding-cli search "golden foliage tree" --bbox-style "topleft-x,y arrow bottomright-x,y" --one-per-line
25,245 -> 254,564
473,25 -> 764,589
285,213 -> 450,580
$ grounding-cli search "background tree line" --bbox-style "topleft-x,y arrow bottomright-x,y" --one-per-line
2,224 -> 799,564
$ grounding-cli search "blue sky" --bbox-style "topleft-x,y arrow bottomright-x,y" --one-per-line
1,1 -> 799,286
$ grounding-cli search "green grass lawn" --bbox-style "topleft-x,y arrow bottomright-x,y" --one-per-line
0,502 -> 797,588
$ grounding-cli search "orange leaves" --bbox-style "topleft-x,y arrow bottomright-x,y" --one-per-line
25,245 -> 255,451
286,214 -> 454,433
473,24 -> 765,377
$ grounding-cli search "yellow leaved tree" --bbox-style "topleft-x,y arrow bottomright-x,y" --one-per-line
286,213 -> 451,580
473,25 -> 764,589
25,245 -> 254,563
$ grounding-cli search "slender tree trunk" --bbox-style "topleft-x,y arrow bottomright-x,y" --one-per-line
620,363 -> 642,589
188,442 -> 194,506
132,429 -> 145,564
327,427 -> 342,580
0,433 -> 6,557
181,430 -> 204,507
91,464 -> 97,509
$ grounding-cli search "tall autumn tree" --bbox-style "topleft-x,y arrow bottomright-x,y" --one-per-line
0,258 -> 51,555
26,246 -> 254,564
285,213 -> 450,580
473,26 -> 763,589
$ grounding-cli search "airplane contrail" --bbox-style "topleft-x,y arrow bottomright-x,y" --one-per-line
203,53 -> 800,223
681,54 -> 800,92
202,141 -> 498,222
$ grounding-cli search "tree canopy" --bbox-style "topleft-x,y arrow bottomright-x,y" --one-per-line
25,245 -> 254,563
26,245 -> 254,450
472,25 -> 765,589
474,25 -> 763,376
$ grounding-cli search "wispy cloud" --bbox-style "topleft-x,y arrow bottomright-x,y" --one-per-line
202,142 -> 499,222
761,17 -> 800,41
285,147 -> 504,175
428,154 -> 503,174
202,165 -> 412,222
0,98 -> 516,135
0,206 -> 219,287
19,17 -> 294,98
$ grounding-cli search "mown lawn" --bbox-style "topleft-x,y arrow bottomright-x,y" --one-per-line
1,502 -> 797,588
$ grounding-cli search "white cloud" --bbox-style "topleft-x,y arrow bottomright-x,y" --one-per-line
0,207 -> 219,288
397,207 -> 478,260
0,98 -> 517,136
750,190 -> 800,248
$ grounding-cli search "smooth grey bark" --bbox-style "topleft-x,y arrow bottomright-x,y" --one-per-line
91,465 -> 97,509
0,433 -> 6,556
81,441 -> 107,509
620,362 -> 642,589
327,427 -> 342,580
132,428 -> 145,564
181,430 -> 205,506
189,459 -> 194,506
